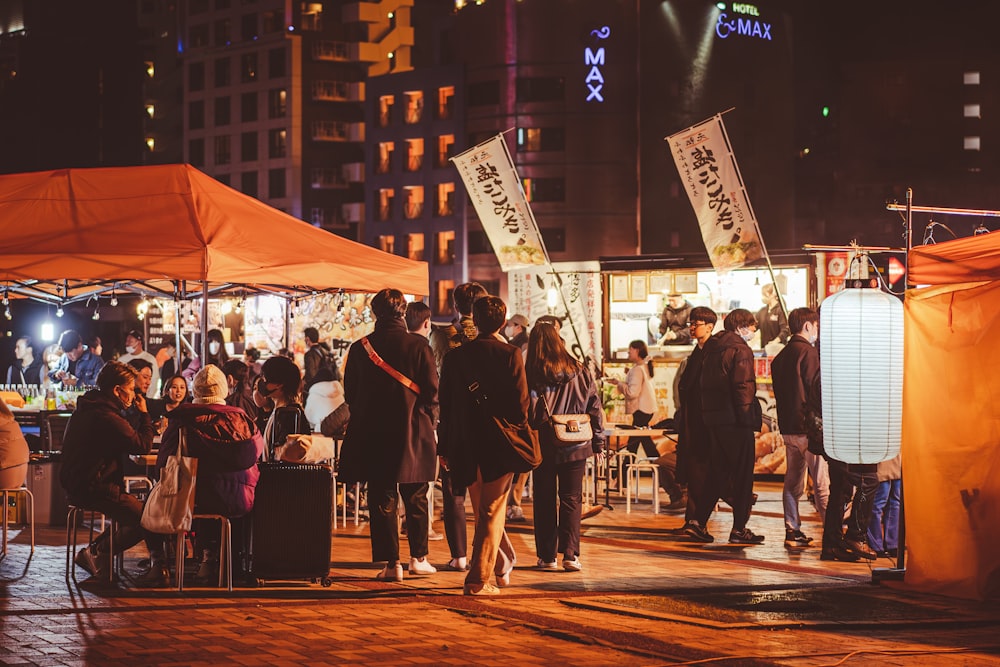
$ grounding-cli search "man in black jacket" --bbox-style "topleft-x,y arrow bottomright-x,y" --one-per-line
695,308 -> 764,545
771,307 -> 829,549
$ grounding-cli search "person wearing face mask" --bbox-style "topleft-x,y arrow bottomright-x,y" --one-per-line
119,329 -> 160,398
60,361 -> 158,581
770,307 -> 829,550
181,329 -> 231,385
695,308 -> 764,545
503,314 -> 530,358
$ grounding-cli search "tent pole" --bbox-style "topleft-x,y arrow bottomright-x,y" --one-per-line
201,280 -> 209,363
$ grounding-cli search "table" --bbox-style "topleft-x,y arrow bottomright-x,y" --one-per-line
598,428 -> 677,510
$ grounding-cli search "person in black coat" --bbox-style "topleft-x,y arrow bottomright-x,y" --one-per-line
695,308 -> 765,545
340,289 -> 440,582
60,361 -> 156,580
439,296 -> 529,595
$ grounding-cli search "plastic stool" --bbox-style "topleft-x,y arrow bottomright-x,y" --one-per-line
612,450 -> 637,497
625,459 -> 660,514
66,505 -> 119,583
176,514 -> 232,591
1,485 -> 34,556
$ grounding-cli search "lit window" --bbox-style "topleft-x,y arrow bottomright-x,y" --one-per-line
964,104 -> 981,118
436,134 -> 454,167
964,71 -> 980,85
404,186 -> 424,219
964,136 -> 981,151
379,95 -> 394,127
404,91 -> 423,124
435,182 -> 455,216
377,141 -> 394,174
378,235 -> 395,254
378,188 -> 395,221
437,86 -> 454,120
406,138 -> 424,172
407,233 -> 425,261
436,231 -> 456,265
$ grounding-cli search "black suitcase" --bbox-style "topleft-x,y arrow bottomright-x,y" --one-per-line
250,461 -> 334,586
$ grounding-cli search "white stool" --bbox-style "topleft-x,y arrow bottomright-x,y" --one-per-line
612,450 -> 637,497
176,514 -> 232,591
625,459 -> 660,514
331,472 -> 361,528
1,485 -> 34,556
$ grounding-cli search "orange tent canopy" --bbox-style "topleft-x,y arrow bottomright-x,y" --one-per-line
0,164 -> 428,299
908,231 -> 1000,284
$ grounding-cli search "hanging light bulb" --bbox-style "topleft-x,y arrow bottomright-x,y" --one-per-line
4,307 -> 11,320
92,306 -> 100,320
234,299 -> 243,314
110,290 -> 119,307
221,299 -> 233,315
55,305 -> 64,318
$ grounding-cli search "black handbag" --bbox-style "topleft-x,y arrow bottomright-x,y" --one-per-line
466,379 -> 541,473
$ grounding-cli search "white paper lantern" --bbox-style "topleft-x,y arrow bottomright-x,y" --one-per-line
820,285 -> 903,464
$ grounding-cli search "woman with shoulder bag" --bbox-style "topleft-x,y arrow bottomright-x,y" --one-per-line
526,323 -> 605,572
257,356 -> 310,459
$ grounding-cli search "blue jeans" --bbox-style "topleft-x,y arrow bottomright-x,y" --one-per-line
781,434 -> 830,532
867,479 -> 901,552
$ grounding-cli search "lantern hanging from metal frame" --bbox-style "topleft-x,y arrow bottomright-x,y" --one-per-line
820,282 -> 903,464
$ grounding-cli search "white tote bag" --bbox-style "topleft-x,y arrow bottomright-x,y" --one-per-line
140,428 -> 198,534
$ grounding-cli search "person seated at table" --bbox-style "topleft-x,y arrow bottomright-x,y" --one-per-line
258,355 -> 310,459
6,336 -> 45,387
157,365 -> 265,584
147,374 -> 190,436
304,366 -> 346,434
0,396 -> 29,489
222,360 -> 259,423
60,361 -> 157,581
124,359 -> 156,432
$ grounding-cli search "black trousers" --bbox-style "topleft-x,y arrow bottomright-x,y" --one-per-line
532,457 -> 586,561
368,480 -> 430,563
682,447 -> 711,524
70,491 -> 161,558
440,468 -> 468,559
695,423 -> 755,532
822,458 -> 878,550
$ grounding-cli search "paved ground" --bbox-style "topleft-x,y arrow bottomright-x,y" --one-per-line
2,481 -> 999,666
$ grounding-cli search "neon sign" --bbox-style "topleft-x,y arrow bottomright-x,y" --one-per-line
585,25 -> 610,103
715,3 -> 772,42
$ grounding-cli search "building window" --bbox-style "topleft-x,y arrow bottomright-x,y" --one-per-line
268,88 -> 287,118
467,130 -> 493,148
405,138 -> 424,172
964,136 -> 981,151
541,227 -> 566,252
214,96 -> 231,126
309,208 -> 326,226
376,142 -> 394,174
407,233 -> 425,261
241,52 -> 258,83
523,177 -> 565,202
215,173 -> 230,186
241,171 -> 257,197
436,134 -> 454,168
468,80 -> 500,106
189,138 -> 205,167
467,230 -> 492,255
189,101 -> 205,130
377,235 -> 395,254
268,47 -> 285,78
378,95 -> 394,127
190,0 -> 209,13
437,86 -> 454,120
377,188 -> 394,221
241,92 -> 258,122
268,128 -> 286,158
189,23 -> 210,48
242,131 -> 258,161
214,135 -> 231,165
517,127 -> 565,152
404,186 -> 424,219
214,18 -> 231,46
964,71 -> 980,85
435,280 -> 455,317
301,2 -> 323,30
516,76 -> 565,103
214,57 -> 230,87
262,9 -> 282,33
188,62 -> 205,91
964,104 -> 981,118
268,168 -> 285,198
241,13 -> 257,41
435,182 -> 455,217
404,91 -> 423,124
435,231 -> 455,265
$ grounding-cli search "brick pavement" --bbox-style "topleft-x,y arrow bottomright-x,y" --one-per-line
2,482 -> 999,666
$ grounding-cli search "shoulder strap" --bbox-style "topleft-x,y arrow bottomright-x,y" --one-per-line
361,337 -> 421,395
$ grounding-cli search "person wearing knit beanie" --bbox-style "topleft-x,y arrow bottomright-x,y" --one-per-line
192,365 -> 228,405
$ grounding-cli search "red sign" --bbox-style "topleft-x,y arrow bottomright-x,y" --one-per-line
888,256 -> 906,286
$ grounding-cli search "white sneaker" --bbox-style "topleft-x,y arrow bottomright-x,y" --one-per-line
563,556 -> 582,572
536,558 -> 559,571
375,563 -> 404,582
427,528 -> 445,541
408,556 -> 437,575
445,557 -> 469,571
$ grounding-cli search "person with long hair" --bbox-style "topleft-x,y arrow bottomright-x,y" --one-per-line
148,374 -> 191,435
525,323 -> 605,572
613,340 -> 659,476
258,355 -> 310,458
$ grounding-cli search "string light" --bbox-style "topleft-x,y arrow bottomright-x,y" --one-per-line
55,305 -> 64,318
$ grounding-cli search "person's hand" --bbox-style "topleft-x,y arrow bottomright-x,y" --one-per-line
439,455 -> 450,472
665,330 -> 677,341
63,374 -> 79,386
134,394 -> 147,413
55,370 -> 66,381
594,450 -> 606,466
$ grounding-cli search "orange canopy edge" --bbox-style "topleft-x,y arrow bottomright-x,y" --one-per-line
908,231 -> 1000,284
0,164 -> 428,299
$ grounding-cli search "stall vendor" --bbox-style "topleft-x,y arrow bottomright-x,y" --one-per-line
658,294 -> 693,345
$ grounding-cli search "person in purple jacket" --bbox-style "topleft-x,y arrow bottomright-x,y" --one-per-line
155,365 -> 265,585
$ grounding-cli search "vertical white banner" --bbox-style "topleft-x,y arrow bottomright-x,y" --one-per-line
508,261 -> 602,364
666,115 -> 764,271
451,134 -> 549,271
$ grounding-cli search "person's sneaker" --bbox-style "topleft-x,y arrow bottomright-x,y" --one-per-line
375,563 -> 404,582
563,556 -> 582,572
134,565 -> 171,588
683,522 -> 715,543
580,504 -> 604,520
729,527 -> 766,545
464,582 -> 501,596
73,546 -> 101,577
408,557 -> 437,575
820,545 -> 861,562
844,538 -> 877,561
427,528 -> 445,541
194,559 -> 220,584
496,566 -> 513,588
505,505 -> 527,523
536,558 -> 559,571
444,557 -> 469,571
784,528 -> 813,548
